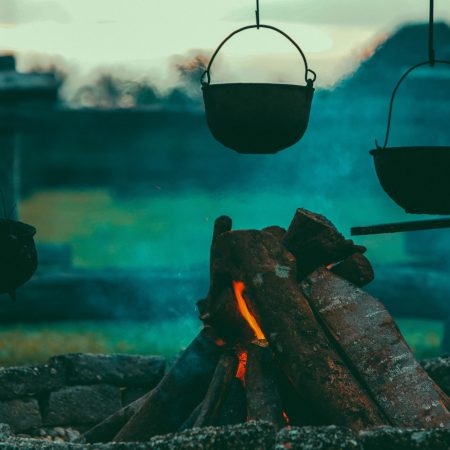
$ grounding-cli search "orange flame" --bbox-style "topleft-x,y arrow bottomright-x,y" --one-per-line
236,350 -> 248,386
282,411 -> 290,425
326,263 -> 335,269
232,281 -> 266,341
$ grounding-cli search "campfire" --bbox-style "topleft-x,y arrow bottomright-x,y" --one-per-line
84,209 -> 450,443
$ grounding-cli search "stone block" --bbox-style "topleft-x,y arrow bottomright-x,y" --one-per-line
275,425 -> 361,450
43,385 -> 121,426
49,354 -> 165,387
0,364 -> 65,400
0,399 -> 42,432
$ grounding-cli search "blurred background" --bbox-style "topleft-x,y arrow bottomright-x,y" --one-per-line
1,0 -> 450,366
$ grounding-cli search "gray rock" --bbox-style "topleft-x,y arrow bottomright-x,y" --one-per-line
143,421 -> 276,450
43,385 -> 121,426
0,437 -> 70,449
0,364 -> 65,400
421,355 -> 450,395
275,425 -> 361,450
49,354 -> 165,388
65,428 -> 81,443
0,399 -> 42,432
359,426 -> 450,450
0,423 -> 12,440
0,421 -> 275,449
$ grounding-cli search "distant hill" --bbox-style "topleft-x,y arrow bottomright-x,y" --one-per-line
337,22 -> 450,95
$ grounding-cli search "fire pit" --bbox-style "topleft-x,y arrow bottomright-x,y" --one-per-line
75,208 -> 450,444
1,211 -> 447,449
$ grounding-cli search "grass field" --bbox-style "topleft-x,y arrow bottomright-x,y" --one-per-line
0,318 -> 443,367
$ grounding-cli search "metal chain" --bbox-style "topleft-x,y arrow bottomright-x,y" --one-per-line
377,0 -> 446,148
256,0 -> 260,29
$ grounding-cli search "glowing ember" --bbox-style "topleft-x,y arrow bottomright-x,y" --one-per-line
236,350 -> 248,386
215,338 -> 226,347
282,411 -> 290,425
232,281 -> 266,341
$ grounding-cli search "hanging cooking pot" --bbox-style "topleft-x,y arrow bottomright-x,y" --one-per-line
201,20 -> 316,154
0,219 -> 38,299
370,60 -> 450,214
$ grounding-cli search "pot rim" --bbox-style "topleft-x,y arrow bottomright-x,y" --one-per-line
370,146 -> 450,156
0,219 -> 36,237
202,82 -> 314,91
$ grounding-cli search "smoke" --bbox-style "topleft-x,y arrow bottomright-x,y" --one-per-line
170,50 -> 209,96
18,49 -> 211,109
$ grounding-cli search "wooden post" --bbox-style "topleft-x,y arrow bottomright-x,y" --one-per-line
0,126 -> 19,219
0,55 -> 58,220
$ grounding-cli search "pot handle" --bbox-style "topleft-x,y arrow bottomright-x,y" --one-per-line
378,59 -> 450,148
201,24 -> 316,86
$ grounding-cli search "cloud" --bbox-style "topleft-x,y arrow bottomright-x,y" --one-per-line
227,0 -> 450,27
0,0 -> 70,25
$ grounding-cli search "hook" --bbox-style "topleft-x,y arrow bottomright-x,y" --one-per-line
255,0 -> 260,29
429,0 -> 435,66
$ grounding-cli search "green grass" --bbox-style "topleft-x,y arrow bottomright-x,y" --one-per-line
20,189 -> 413,270
0,318 -> 201,367
0,318 -> 443,368
396,318 -> 444,360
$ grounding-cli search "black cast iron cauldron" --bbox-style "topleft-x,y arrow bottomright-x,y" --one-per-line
0,219 -> 38,299
201,24 -> 316,154
371,60 -> 450,214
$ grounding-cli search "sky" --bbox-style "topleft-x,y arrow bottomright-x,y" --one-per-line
1,0 -> 450,89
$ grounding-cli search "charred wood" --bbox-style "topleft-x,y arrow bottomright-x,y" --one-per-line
178,401 -> 203,431
282,208 -> 366,280
113,329 -> 222,442
329,253 -> 374,287
301,268 -> 450,428
262,226 -> 286,242
197,216 -> 234,330
211,229 -> 385,430
245,345 -> 285,429
83,391 -> 149,443
191,351 -> 238,428
275,366 -> 325,427
215,377 -> 247,426
200,288 -> 256,344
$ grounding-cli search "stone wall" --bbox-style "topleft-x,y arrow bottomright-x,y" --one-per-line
0,353 -> 448,448
0,421 -> 449,450
0,354 -> 165,438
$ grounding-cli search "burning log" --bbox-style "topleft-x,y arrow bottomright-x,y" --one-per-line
211,229 -> 386,430
262,225 -> 286,241
282,208 -> 366,280
245,345 -> 285,429
200,287 -> 255,344
215,377 -> 247,426
114,329 -> 222,442
329,253 -> 374,287
274,366 -> 325,427
197,216 -> 235,336
300,268 -> 450,428
189,352 -> 238,428
210,216 -> 233,296
84,391 -> 150,443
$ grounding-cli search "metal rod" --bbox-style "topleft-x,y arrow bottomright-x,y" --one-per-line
256,0 -> 260,28
351,218 -> 450,236
429,0 -> 435,65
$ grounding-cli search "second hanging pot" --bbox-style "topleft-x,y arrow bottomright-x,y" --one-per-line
371,60 -> 450,214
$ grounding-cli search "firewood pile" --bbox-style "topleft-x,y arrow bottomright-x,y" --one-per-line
84,209 -> 450,443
